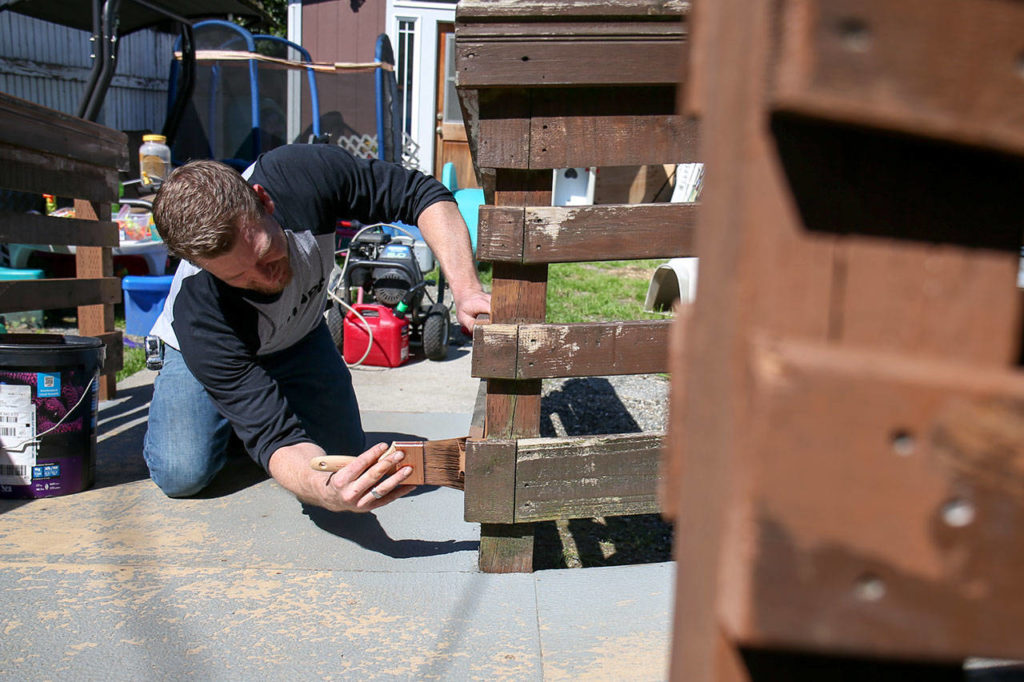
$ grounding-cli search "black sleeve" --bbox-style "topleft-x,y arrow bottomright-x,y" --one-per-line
172,273 -> 312,470
246,144 -> 455,233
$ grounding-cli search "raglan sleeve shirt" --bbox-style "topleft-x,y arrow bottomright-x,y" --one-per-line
164,144 -> 454,470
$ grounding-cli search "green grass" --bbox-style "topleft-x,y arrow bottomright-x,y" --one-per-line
546,260 -> 668,323
476,260 -> 669,323
117,345 -> 146,382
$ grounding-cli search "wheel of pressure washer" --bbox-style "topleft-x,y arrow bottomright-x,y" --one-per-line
422,305 -> 450,361
325,301 -> 344,351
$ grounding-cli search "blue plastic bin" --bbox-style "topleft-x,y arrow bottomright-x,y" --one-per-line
122,275 -> 174,337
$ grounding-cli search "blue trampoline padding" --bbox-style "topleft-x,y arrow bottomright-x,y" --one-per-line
454,188 -> 482,254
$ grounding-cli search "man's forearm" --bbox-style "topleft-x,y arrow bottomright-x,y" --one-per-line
416,201 -> 483,299
267,441 -> 331,505
415,200 -> 491,329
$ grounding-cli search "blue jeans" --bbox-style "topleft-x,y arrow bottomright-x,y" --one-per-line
143,322 -> 364,497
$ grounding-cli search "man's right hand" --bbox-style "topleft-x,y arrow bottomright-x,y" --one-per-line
269,441 -> 415,512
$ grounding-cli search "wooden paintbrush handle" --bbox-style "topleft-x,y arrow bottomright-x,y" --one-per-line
309,442 -> 398,472
309,455 -> 359,472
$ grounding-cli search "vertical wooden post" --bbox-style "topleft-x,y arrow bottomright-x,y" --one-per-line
74,198 -> 118,400
478,166 -> 552,573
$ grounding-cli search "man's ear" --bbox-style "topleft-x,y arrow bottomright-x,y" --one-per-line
252,184 -> 276,215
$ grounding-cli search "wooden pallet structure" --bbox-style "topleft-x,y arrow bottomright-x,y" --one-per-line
456,0 -> 697,573
665,0 -> 1024,679
0,92 -> 124,398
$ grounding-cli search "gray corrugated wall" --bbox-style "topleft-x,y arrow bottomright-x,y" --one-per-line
0,11 -> 175,132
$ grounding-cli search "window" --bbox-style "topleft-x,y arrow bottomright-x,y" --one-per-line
396,18 -> 416,136
441,32 -> 460,124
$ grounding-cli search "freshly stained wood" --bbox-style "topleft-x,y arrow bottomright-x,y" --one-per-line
477,203 -> 698,263
0,210 -> 120,247
513,433 -> 663,522
0,92 -> 127,169
0,278 -> 121,313
670,0 -> 1024,676
0,142 -> 121,204
473,321 -> 672,379
739,337 -> 1024,660
771,0 -> 1024,157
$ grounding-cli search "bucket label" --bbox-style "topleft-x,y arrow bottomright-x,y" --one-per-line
36,373 -> 61,398
32,464 -> 60,479
0,384 -> 36,486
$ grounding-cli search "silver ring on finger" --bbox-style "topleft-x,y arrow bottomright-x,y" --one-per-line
369,487 -> 384,500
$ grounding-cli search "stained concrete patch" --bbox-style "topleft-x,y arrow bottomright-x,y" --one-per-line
534,562 -> 674,681
0,563 -> 540,681
0,475 -> 479,575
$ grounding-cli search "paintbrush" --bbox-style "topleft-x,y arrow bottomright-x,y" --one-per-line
309,437 -> 467,491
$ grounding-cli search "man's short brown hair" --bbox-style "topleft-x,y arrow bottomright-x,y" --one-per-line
152,160 -> 264,262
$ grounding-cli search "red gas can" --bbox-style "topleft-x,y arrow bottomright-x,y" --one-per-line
342,303 -> 410,367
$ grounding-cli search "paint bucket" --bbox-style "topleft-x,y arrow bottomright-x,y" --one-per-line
0,334 -> 104,498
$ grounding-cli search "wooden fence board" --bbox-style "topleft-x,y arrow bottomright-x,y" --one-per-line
0,142 -> 121,204
0,210 -> 120,247
0,277 -> 121,313
477,203 -> 698,263
514,433 -> 663,522
473,321 -> 672,379
456,40 -> 684,88
473,87 -> 697,169
0,92 -> 127,169
456,0 -> 688,21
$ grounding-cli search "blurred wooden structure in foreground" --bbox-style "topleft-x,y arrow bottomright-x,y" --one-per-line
664,0 -> 1024,679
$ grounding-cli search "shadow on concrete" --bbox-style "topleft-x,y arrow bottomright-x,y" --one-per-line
535,376 -> 674,570
302,502 -> 478,558
300,429 -> 478,558
94,383 -> 154,490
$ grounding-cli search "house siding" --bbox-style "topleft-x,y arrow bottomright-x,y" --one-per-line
301,0 -> 387,146
0,11 -> 175,133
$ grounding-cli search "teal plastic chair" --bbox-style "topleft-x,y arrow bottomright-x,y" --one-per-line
441,162 -> 483,255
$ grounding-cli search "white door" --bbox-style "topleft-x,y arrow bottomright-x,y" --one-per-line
385,0 -> 457,176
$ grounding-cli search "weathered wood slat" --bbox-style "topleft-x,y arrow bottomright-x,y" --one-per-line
771,0 -> 1024,158
464,439 -> 518,523
0,92 -> 127,169
474,321 -> 671,379
473,87 -> 696,169
0,142 -> 121,204
0,210 -> 120,248
477,203 -> 698,263
0,277 -> 121,313
456,0 -> 688,20
456,40 -> 684,88
514,433 -> 664,522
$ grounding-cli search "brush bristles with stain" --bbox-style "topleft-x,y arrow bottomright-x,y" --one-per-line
309,437 -> 466,491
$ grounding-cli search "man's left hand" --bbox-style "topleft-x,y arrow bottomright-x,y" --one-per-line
453,289 -> 491,333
